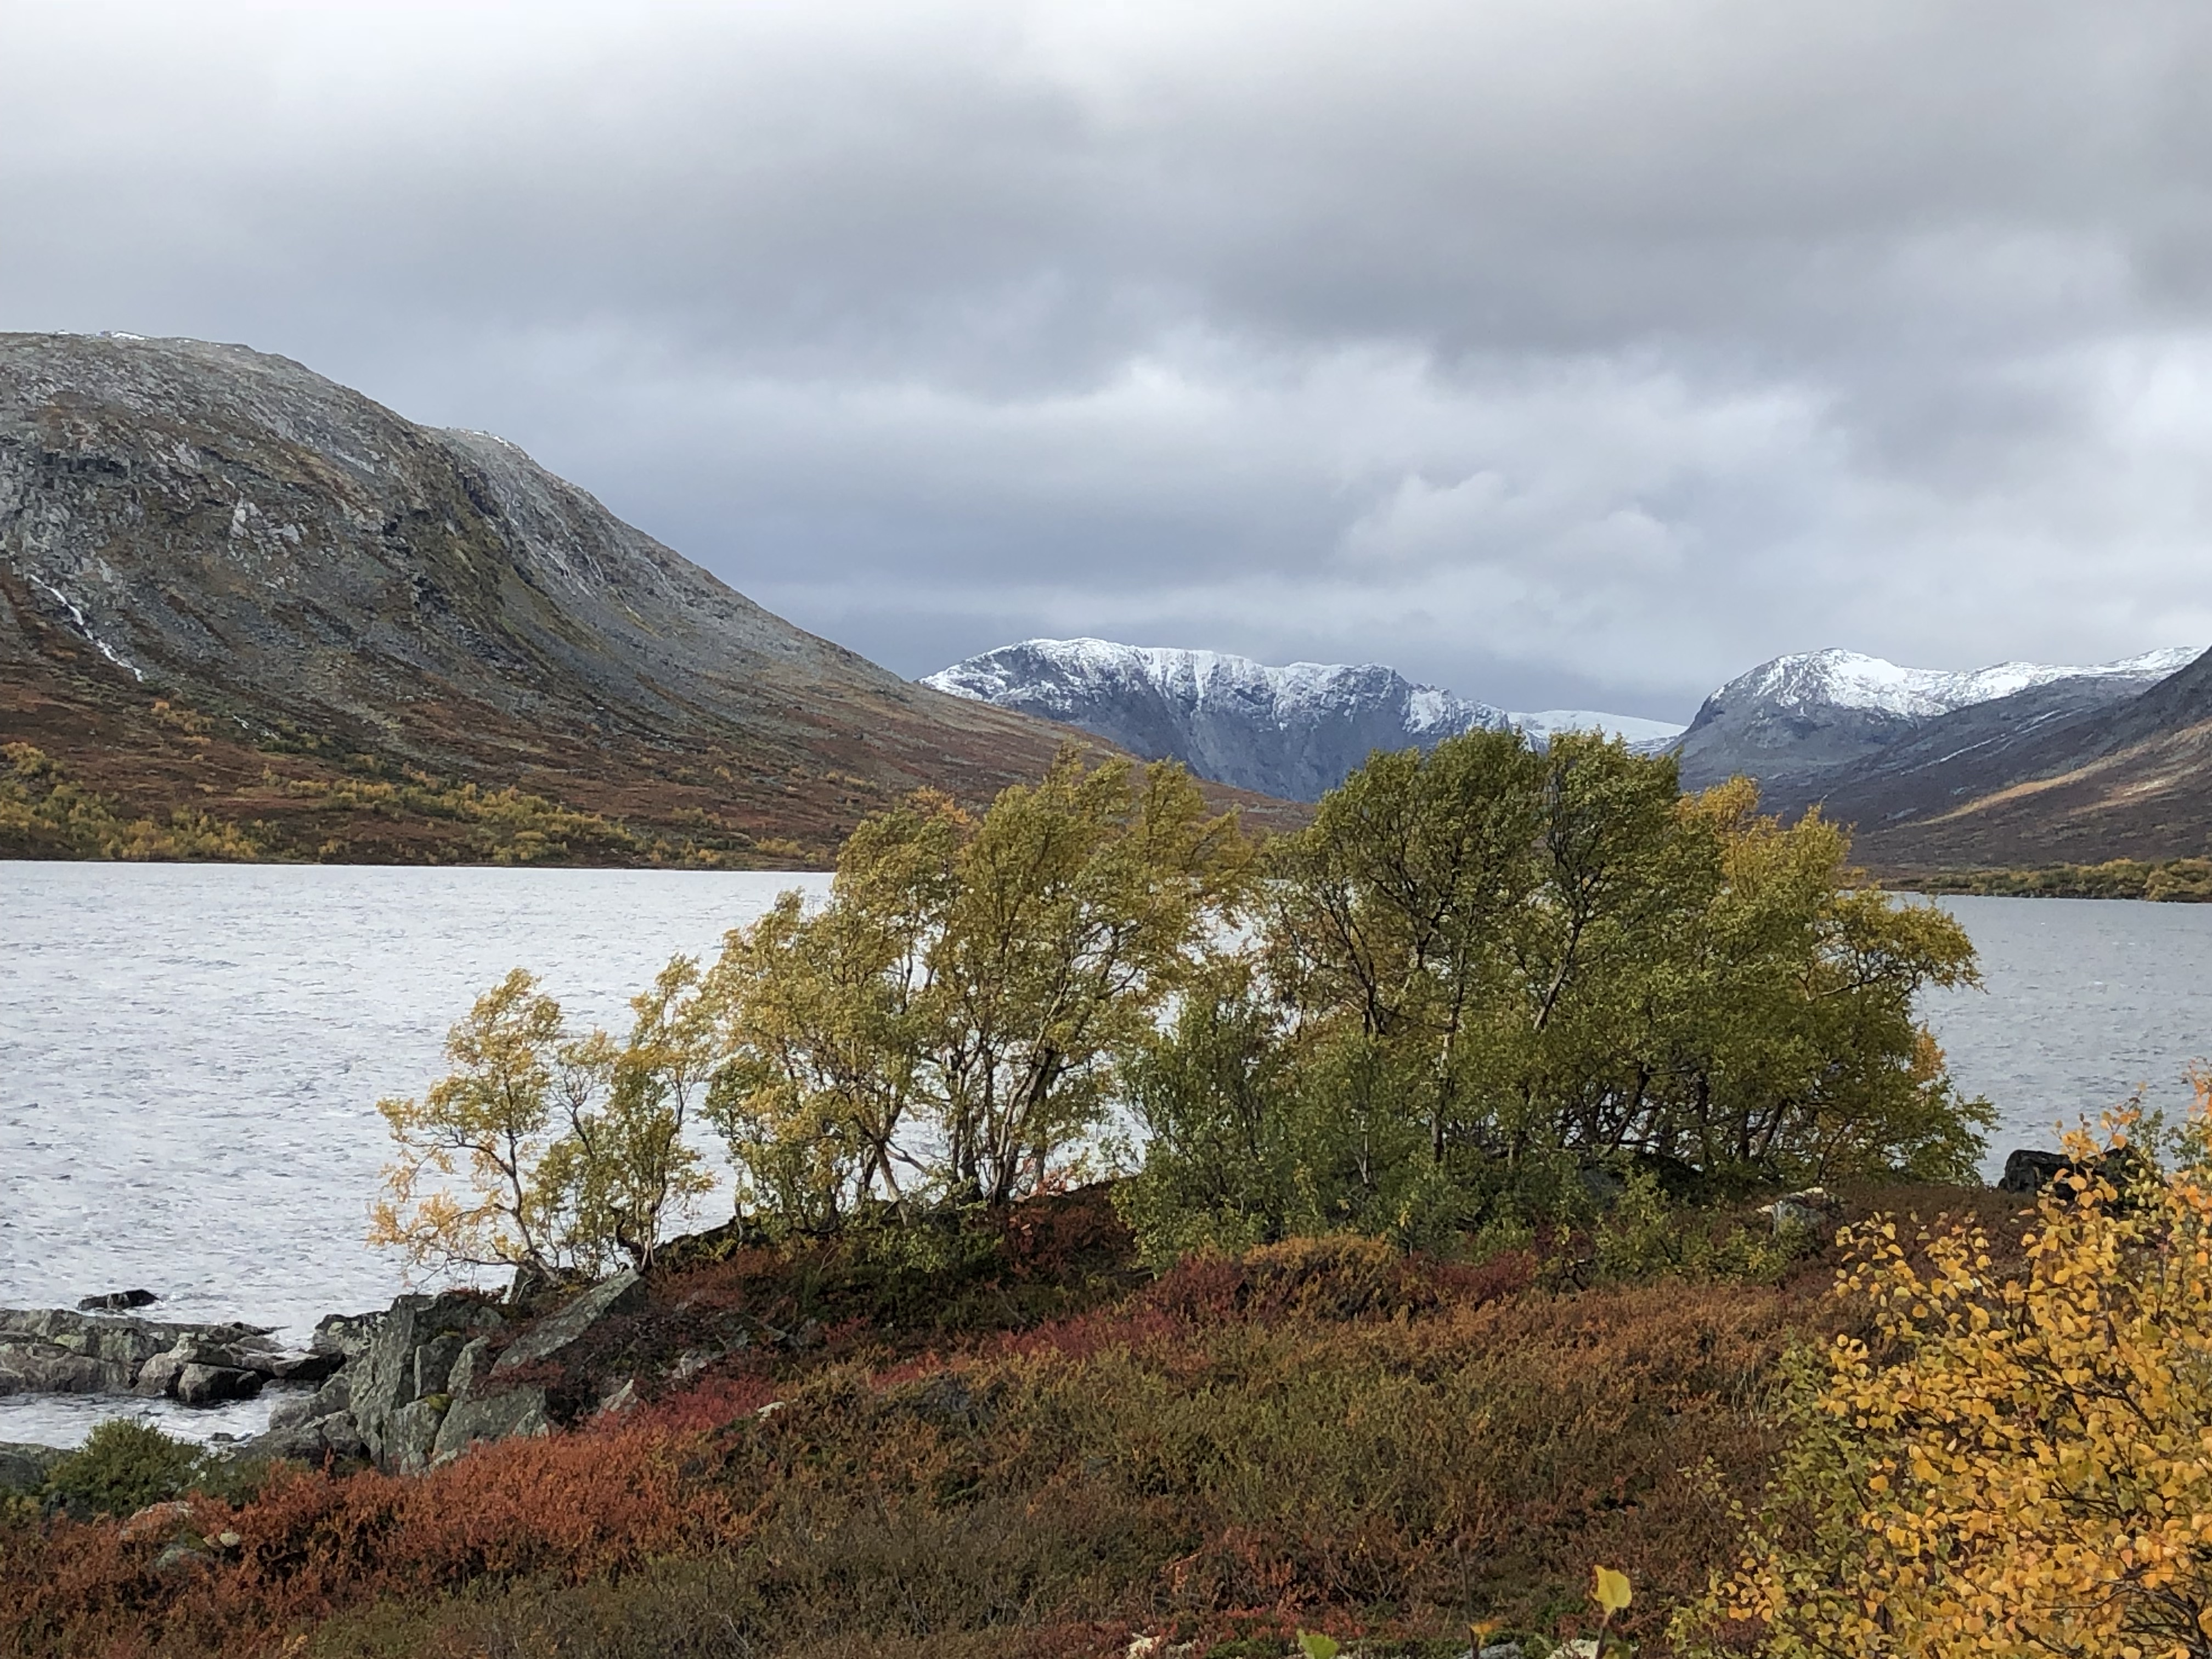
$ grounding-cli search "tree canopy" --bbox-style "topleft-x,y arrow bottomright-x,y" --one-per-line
374,735 -> 1988,1268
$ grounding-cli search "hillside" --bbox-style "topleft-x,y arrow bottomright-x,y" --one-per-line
0,335 -> 1288,864
1674,646 -> 2196,797
926,636 -> 1681,802
1829,645 -> 2212,870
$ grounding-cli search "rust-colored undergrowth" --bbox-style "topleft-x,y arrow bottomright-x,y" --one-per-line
2,1190 -> 2037,1659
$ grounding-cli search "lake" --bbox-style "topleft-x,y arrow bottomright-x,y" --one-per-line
3,868 -> 2210,1445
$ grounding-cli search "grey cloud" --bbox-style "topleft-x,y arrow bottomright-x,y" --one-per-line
7,1 -> 2212,716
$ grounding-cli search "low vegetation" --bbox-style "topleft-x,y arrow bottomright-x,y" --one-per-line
1897,857 -> 2212,902
23,735 -> 2171,1658
1681,1095 -> 2212,1658
0,741 -> 797,867
1,741 -> 263,860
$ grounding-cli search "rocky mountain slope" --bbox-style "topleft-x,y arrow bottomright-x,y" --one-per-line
0,335 -> 1249,864
1814,645 -> 2212,870
1673,646 -> 2199,798
925,637 -> 1683,800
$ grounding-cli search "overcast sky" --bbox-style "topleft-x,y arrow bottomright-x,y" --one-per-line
8,1 -> 2212,719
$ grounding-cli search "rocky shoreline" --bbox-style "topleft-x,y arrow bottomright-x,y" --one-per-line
0,1266 -> 658,1490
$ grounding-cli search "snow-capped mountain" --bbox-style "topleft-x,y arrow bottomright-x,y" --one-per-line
922,639 -> 1684,801
1674,646 -> 2202,794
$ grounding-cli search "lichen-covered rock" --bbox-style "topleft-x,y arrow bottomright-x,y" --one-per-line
349,1292 -> 504,1468
0,1441 -> 64,1496
0,1340 -> 116,1396
380,1397 -> 450,1476
239,1408 -> 368,1466
489,1269 -> 645,1378
412,1332 -> 471,1400
430,1386 -> 550,1465
0,1308 -> 291,1401
176,1363 -> 263,1406
311,1310 -> 386,1361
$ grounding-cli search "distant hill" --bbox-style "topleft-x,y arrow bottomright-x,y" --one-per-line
1812,645 -> 2212,870
1674,646 -> 2199,799
924,637 -> 1682,802
0,334 -> 1285,864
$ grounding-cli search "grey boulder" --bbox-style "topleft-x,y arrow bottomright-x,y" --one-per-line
490,1268 -> 646,1377
176,1363 -> 263,1406
431,1386 -> 551,1465
0,1441 -> 64,1496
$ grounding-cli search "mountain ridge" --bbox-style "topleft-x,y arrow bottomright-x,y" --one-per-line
925,636 -> 1682,802
1674,645 -> 2200,798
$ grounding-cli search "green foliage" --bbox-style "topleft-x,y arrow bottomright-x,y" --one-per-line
0,743 -> 264,860
42,1421 -> 204,1517
1122,734 -> 1990,1261
1589,1170 -> 1802,1286
374,737 -> 1989,1273
707,748 -> 1250,1224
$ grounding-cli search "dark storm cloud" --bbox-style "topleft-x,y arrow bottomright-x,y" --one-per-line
8,0 -> 2212,716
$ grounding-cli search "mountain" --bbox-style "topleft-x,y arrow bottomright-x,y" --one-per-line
1812,645 -> 2212,870
1674,646 -> 2199,797
0,334 -> 1253,864
923,637 -> 1684,801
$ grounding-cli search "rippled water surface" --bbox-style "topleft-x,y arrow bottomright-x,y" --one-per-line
1,863 -> 827,1444
1919,895 -> 2212,1149
4,872 -> 2210,1446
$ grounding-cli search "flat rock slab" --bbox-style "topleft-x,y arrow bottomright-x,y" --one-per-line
490,1269 -> 646,1376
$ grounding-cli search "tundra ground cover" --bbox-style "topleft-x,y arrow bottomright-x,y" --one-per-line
3,1221 -> 1876,1659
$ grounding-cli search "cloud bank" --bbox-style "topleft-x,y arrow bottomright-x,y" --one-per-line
8,0 -> 2212,715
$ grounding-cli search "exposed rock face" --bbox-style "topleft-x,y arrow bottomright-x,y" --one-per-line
489,1269 -> 645,1377
5,1269 -> 654,1476
345,1292 -> 509,1471
0,331 -> 1132,861
244,1273 -> 647,1473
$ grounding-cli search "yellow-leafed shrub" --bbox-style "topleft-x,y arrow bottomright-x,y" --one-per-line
1686,1087 -> 2212,1658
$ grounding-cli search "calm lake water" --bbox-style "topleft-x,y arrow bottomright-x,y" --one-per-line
2,868 -> 2210,1444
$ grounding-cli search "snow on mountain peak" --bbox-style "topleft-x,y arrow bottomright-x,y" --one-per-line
921,638 -> 1689,800
924,637 -> 1515,733
1724,645 -> 2200,721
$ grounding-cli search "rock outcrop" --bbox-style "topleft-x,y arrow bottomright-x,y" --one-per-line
0,1307 -> 330,1401
4,1268 -> 662,1476
240,1273 -> 648,1473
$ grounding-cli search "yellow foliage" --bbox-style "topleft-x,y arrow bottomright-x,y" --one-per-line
1595,1564 -> 1634,1617
1684,1087 -> 2212,1658
0,743 -> 264,860
372,965 -> 714,1274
